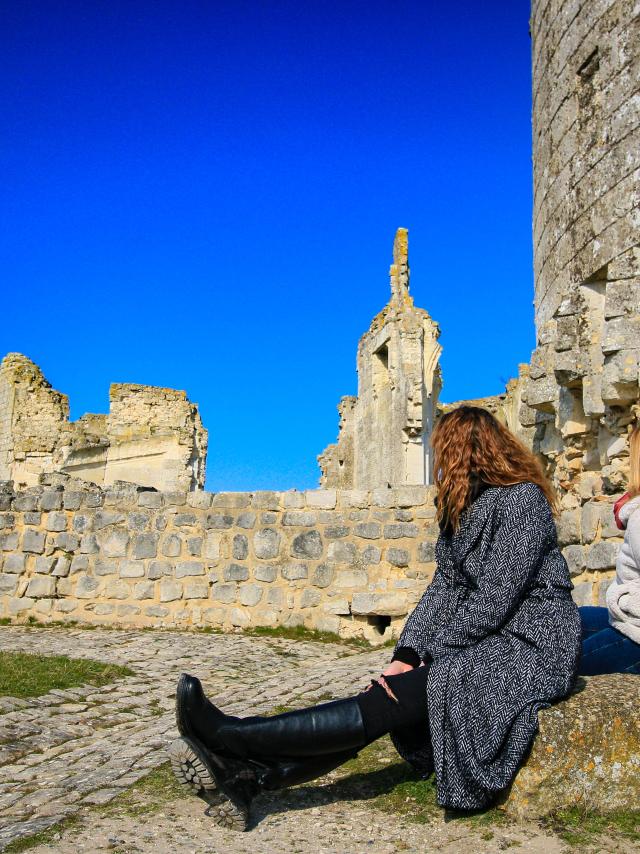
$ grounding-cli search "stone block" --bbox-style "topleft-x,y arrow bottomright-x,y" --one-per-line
324,525 -> 349,539
93,511 -> 125,530
3,554 -> 26,574
571,581 -> 593,606
80,533 -> 99,554
174,513 -> 197,527
240,583 -> 263,607
602,349 -> 639,403
75,574 -> 101,598
187,491 -> 212,509
253,528 -> 281,559
211,582 -> 236,604
205,513 -> 234,529
202,606 -> 225,624
361,545 -> 381,565
282,511 -> 316,527
323,598 -> 350,615
386,547 -> 409,567
162,533 -> 182,557
120,560 -> 145,578
557,509 -> 581,547
597,577 -> 614,606
146,605 -> 170,617
8,596 -> 35,614
73,514 -> 92,533
392,486 -> 430,507
133,533 -> 158,559
602,316 -> 640,354
581,502 -> 618,541
223,563 -> 249,582
104,581 -> 130,600
183,581 -> 209,600
327,541 -> 357,565
254,564 -> 277,583
267,587 -> 284,608
230,607 -> 251,627
204,533 -> 222,560
300,588 -> 322,608
310,562 -> 333,588
335,569 -> 367,588
138,492 -> 163,509
237,512 -> 257,529
159,580 -> 183,602
117,604 -> 140,617
251,491 -> 281,510
561,545 -> 586,577
383,522 -> 419,539
351,592 -> 409,617
187,536 -> 203,556
354,522 -> 381,539
232,534 -> 249,560
314,613 -> 340,633
22,530 -> 45,554
339,489 -> 370,508
55,532 -> 80,551
417,541 -> 437,563
12,495 -> 37,512
502,675 -> 640,818
34,556 -> 56,574
586,541 -> 620,570
26,576 -> 56,598
70,555 -> 89,574
291,530 -> 323,559
372,488 -> 395,508
93,604 -> 115,616
24,513 -> 42,527
94,559 -> 118,576
176,561 -> 205,578
148,560 -> 172,579
305,489 -> 337,509
98,528 -> 130,558
40,490 -> 63,511
127,512 -> 150,531
0,574 -> 18,594
261,511 -> 278,523
281,562 -> 308,580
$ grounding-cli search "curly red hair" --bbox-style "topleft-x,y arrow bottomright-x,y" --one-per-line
431,405 -> 557,533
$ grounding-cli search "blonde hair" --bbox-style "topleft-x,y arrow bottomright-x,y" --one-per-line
629,426 -> 640,497
431,405 -> 557,533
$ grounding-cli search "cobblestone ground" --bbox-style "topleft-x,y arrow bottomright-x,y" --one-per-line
0,627 -> 631,853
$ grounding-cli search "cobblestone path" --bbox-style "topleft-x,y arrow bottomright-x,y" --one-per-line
0,626 -> 385,849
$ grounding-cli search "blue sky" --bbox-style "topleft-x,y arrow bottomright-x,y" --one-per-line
1,1 -> 534,491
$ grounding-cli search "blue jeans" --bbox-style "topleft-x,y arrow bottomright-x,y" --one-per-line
578,606 -> 640,675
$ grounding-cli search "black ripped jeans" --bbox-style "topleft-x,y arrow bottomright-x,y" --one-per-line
356,664 -> 431,743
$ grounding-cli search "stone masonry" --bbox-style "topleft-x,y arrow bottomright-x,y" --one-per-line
319,229 -> 442,489
0,353 -> 207,493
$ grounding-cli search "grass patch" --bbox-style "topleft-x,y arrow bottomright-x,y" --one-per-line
544,805 -> 640,846
0,651 -> 134,699
102,762 -> 187,819
4,817 -> 80,853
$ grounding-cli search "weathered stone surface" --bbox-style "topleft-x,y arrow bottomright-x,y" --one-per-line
291,530 -> 323,559
502,675 -> 640,817
253,528 -> 281,559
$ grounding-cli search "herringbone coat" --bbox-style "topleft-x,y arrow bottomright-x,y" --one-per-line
392,481 -> 581,810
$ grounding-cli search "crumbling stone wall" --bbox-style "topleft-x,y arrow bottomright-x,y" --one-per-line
320,229 -> 442,490
0,476 -> 439,643
0,354 -> 208,493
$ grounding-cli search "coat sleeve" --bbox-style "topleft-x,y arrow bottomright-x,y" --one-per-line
424,483 -> 554,659
393,559 -> 454,662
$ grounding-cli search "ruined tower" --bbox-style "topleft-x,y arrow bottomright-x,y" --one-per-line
319,229 -> 442,489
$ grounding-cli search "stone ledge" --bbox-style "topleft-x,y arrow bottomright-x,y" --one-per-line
502,674 -> 640,817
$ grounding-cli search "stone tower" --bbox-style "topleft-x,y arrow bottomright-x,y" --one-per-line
319,229 -> 442,489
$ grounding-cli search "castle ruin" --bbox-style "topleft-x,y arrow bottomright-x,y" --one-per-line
319,228 -> 442,489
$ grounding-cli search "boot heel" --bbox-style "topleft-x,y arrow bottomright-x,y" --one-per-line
168,737 -> 249,831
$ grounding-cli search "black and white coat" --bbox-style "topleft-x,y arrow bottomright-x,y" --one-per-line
392,481 -> 581,810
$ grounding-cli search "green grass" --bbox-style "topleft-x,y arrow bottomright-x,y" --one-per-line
4,817 -> 80,853
242,624 -> 374,649
544,805 -> 640,846
0,651 -> 134,699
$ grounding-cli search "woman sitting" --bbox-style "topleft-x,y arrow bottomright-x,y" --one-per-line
169,405 -> 582,830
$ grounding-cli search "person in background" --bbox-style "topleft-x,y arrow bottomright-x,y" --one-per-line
578,425 -> 640,675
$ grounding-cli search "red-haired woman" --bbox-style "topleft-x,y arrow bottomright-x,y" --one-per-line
169,405 -> 581,830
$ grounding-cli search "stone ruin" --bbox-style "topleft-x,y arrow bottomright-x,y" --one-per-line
0,353 -> 207,494
319,228 -> 442,489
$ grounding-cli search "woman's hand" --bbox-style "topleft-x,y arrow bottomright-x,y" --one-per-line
381,660 -> 415,678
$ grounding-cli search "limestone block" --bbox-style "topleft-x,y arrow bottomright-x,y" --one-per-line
3,554 -> 26,574
223,563 -> 249,582
602,349 -> 639,402
557,509 -> 581,546
230,607 -> 251,627
202,606 -> 224,624
361,545 -> 381,564
251,491 -> 281,510
383,522 -> 419,539
525,376 -> 558,413
417,541 -> 436,563
187,536 -> 202,556
210,582 -> 236,603
119,560 -> 145,578
232,534 -> 249,560
26,576 -> 56,598
562,545 -> 586,577
586,541 -> 620,570
93,604 -> 115,616
22,530 -> 45,554
282,511 -> 316,527
212,492 -> 251,509
324,525 -> 349,539
205,513 -> 234,530
571,581 -> 593,606
133,581 -> 155,600
501,676 -> 640,818
327,541 -> 357,565
597,577 -> 614,606
159,580 -> 183,602
351,592 -> 409,617
93,511 -> 125,530
386,547 -> 409,567
162,534 -> 183,558
203,533 -> 222,560
605,279 -> 640,319
132,533 -> 158,559
95,559 -> 117,576
335,569 -> 367,588
54,599 -> 78,613
282,490 -> 305,509
602,316 -> 640,354
393,486 -> 430,507
300,588 -> 321,608
70,555 -> 89,574
8,597 -> 35,614
137,492 -> 163,509
311,563 -> 335,588
117,604 -> 140,617
291,530 -> 323,559
176,561 -> 205,578
354,522 -> 381,539
174,513 -> 197,527
305,489 -> 337,509
372,488 -> 396,508
266,587 -> 284,608
339,490 -> 370,509
40,491 -> 63,511
52,557 -> 70,577
314,613 -> 341,633
98,528 -> 129,558
126,512 -> 149,531
254,564 -> 277,583
12,495 -> 38,512
323,599 -> 350,615
261,511 -> 277,524
281,562 -> 308,580
80,533 -> 98,554
237,512 -> 256,529
183,581 -> 209,600
581,502 -> 618,541
165,492 -> 187,506
253,529 -> 281,559
240,583 -> 263,607
72,515 -> 91,534
0,574 -> 18,594
104,581 -> 130,600
146,605 -> 170,617
148,560 -> 172,579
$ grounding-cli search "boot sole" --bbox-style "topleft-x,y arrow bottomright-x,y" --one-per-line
168,737 -> 249,832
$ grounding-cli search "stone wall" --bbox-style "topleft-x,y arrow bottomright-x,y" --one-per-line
0,354 -> 208,493
0,476 -> 441,644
